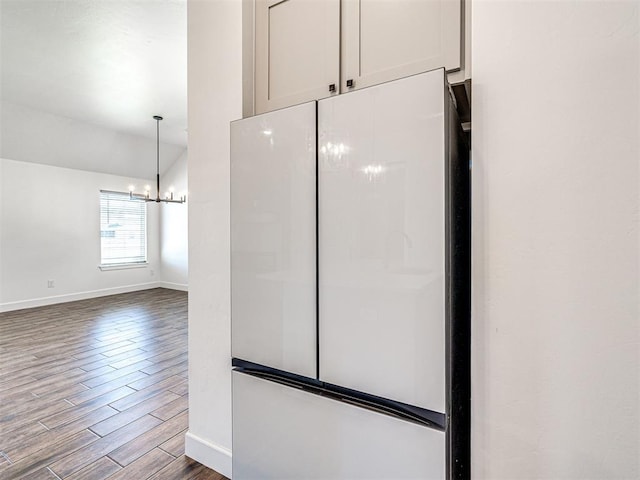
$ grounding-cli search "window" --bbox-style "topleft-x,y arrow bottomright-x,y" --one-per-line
100,190 -> 147,266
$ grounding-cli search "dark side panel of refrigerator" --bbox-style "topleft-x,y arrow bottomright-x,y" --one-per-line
230,68 -> 470,479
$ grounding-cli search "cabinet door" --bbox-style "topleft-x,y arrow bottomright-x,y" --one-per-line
318,70 -> 447,413
231,102 -> 317,378
255,0 -> 340,114
341,0 -> 461,92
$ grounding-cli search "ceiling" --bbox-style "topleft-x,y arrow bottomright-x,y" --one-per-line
0,0 -> 187,177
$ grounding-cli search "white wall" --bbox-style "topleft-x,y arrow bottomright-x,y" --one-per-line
0,101 -> 185,179
472,1 -> 639,478
186,0 -> 242,477
160,150 -> 189,289
0,158 -> 161,311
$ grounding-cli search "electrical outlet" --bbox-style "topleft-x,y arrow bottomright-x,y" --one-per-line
47,280 -> 55,288
150,269 -> 155,277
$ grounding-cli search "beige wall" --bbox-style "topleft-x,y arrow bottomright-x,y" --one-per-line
472,1 -> 639,477
185,0 -> 242,477
160,150 -> 189,289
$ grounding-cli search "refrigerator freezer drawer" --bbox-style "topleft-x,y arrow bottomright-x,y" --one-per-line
232,370 -> 446,480
231,102 -> 317,378
318,69 -> 447,412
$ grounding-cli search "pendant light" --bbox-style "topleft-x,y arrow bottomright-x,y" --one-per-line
129,116 -> 186,204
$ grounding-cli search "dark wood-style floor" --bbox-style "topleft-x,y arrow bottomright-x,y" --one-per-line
0,288 -> 228,480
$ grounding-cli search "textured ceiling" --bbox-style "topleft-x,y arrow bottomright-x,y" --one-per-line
0,0 -> 187,176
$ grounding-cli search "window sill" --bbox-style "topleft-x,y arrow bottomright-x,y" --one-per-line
98,263 -> 148,271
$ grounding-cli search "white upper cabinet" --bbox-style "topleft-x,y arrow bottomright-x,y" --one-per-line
255,0 -> 340,114
254,0 -> 463,114
341,0 -> 461,92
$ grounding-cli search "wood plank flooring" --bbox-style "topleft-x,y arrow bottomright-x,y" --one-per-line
0,288 -> 227,480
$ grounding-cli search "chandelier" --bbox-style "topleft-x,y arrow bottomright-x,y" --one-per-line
129,116 -> 186,204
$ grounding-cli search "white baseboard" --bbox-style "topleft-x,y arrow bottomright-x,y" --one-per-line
185,431 -> 232,479
158,281 -> 189,292
0,282 -> 162,313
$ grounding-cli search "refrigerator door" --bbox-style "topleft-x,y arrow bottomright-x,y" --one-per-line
231,102 -> 316,378
233,371 -> 445,479
318,69 -> 446,412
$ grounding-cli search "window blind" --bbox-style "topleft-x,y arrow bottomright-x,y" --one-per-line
100,190 -> 147,265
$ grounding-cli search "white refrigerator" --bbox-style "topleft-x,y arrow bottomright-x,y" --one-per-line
230,68 -> 470,479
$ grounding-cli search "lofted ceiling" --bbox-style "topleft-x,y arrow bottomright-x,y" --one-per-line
0,0 -> 187,178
